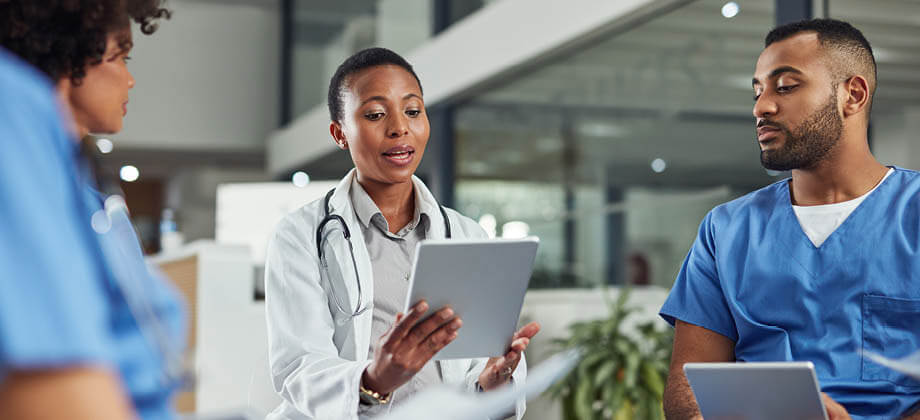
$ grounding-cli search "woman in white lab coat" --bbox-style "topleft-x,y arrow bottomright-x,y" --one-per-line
264,47 -> 540,420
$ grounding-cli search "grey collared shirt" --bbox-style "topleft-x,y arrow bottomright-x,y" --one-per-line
350,178 -> 443,416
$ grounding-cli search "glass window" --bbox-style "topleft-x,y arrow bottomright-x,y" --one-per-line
828,0 -> 920,169
454,0 -> 779,288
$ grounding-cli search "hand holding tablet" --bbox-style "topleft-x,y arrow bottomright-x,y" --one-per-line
362,300 -> 463,397
362,238 -> 540,398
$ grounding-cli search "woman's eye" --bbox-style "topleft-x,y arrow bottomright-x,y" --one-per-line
777,85 -> 797,93
365,112 -> 384,121
406,109 -> 420,117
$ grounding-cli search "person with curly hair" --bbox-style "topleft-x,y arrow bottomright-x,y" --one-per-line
0,0 -> 170,137
0,2 -> 184,420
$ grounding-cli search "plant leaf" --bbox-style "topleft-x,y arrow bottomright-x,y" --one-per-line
641,360 -> 665,397
614,399 -> 632,420
593,359 -> 618,387
624,352 -> 640,389
574,377 -> 594,420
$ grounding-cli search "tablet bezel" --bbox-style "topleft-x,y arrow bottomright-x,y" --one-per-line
684,361 -> 828,420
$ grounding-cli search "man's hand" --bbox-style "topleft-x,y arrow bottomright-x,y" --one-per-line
478,322 -> 541,391
822,393 -> 852,420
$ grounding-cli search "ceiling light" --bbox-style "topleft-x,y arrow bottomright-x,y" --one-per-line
96,138 -> 114,154
292,171 -> 310,187
651,158 -> 667,173
120,165 -> 139,182
722,2 -> 740,18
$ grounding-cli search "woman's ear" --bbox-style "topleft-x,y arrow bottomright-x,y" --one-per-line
329,121 -> 348,150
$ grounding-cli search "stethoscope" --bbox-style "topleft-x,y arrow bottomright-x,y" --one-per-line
315,188 -> 452,320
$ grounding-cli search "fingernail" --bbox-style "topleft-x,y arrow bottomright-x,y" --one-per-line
441,308 -> 454,318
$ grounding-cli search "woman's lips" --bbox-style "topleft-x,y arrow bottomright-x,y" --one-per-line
382,148 -> 415,166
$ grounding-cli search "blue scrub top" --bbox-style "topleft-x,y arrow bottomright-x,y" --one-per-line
0,48 -> 185,420
661,168 -> 920,419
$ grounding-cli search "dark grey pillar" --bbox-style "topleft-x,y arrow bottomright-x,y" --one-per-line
605,184 -> 624,285
424,105 -> 456,207
561,115 -> 578,287
280,0 -> 293,126
776,0 -> 813,26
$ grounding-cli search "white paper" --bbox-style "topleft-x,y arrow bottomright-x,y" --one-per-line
862,349 -> 920,380
377,348 -> 581,420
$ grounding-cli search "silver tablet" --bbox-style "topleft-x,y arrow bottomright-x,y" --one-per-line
404,238 -> 539,360
684,361 -> 828,420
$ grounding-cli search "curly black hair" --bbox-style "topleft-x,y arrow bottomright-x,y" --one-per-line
328,47 -> 422,123
0,0 -> 171,83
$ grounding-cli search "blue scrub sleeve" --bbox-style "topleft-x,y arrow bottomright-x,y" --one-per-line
659,211 -> 739,342
0,61 -> 114,373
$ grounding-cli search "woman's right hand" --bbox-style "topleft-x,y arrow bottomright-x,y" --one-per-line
361,300 -> 462,396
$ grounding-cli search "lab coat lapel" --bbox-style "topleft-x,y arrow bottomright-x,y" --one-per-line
411,175 -> 448,239
328,169 -> 375,361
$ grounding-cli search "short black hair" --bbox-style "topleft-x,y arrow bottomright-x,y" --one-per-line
765,19 -> 876,98
327,47 -> 422,123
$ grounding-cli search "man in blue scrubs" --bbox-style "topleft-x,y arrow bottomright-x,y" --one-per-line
660,19 -> 920,420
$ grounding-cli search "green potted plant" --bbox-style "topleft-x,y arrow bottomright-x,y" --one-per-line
549,290 -> 673,420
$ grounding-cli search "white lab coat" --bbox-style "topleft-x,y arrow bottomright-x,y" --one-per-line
264,169 -> 527,420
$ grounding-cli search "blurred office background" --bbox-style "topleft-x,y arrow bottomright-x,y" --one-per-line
91,0 -> 920,418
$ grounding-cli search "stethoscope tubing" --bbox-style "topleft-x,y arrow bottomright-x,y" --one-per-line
315,188 -> 452,320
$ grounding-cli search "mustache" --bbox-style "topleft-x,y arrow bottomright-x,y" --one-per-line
756,119 -> 787,131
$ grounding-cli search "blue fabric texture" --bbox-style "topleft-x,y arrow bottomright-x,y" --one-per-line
0,48 -> 185,420
661,167 -> 920,419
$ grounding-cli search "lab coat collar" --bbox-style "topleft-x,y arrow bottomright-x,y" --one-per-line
329,169 -> 449,240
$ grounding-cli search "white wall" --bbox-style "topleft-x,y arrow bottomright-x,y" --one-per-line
118,0 -> 280,151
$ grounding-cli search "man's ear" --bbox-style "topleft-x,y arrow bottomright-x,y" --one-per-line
841,75 -> 870,119
329,121 -> 348,150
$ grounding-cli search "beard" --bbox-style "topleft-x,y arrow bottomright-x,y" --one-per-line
758,94 -> 843,171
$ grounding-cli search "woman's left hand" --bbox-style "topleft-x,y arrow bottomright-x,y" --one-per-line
478,322 -> 541,391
